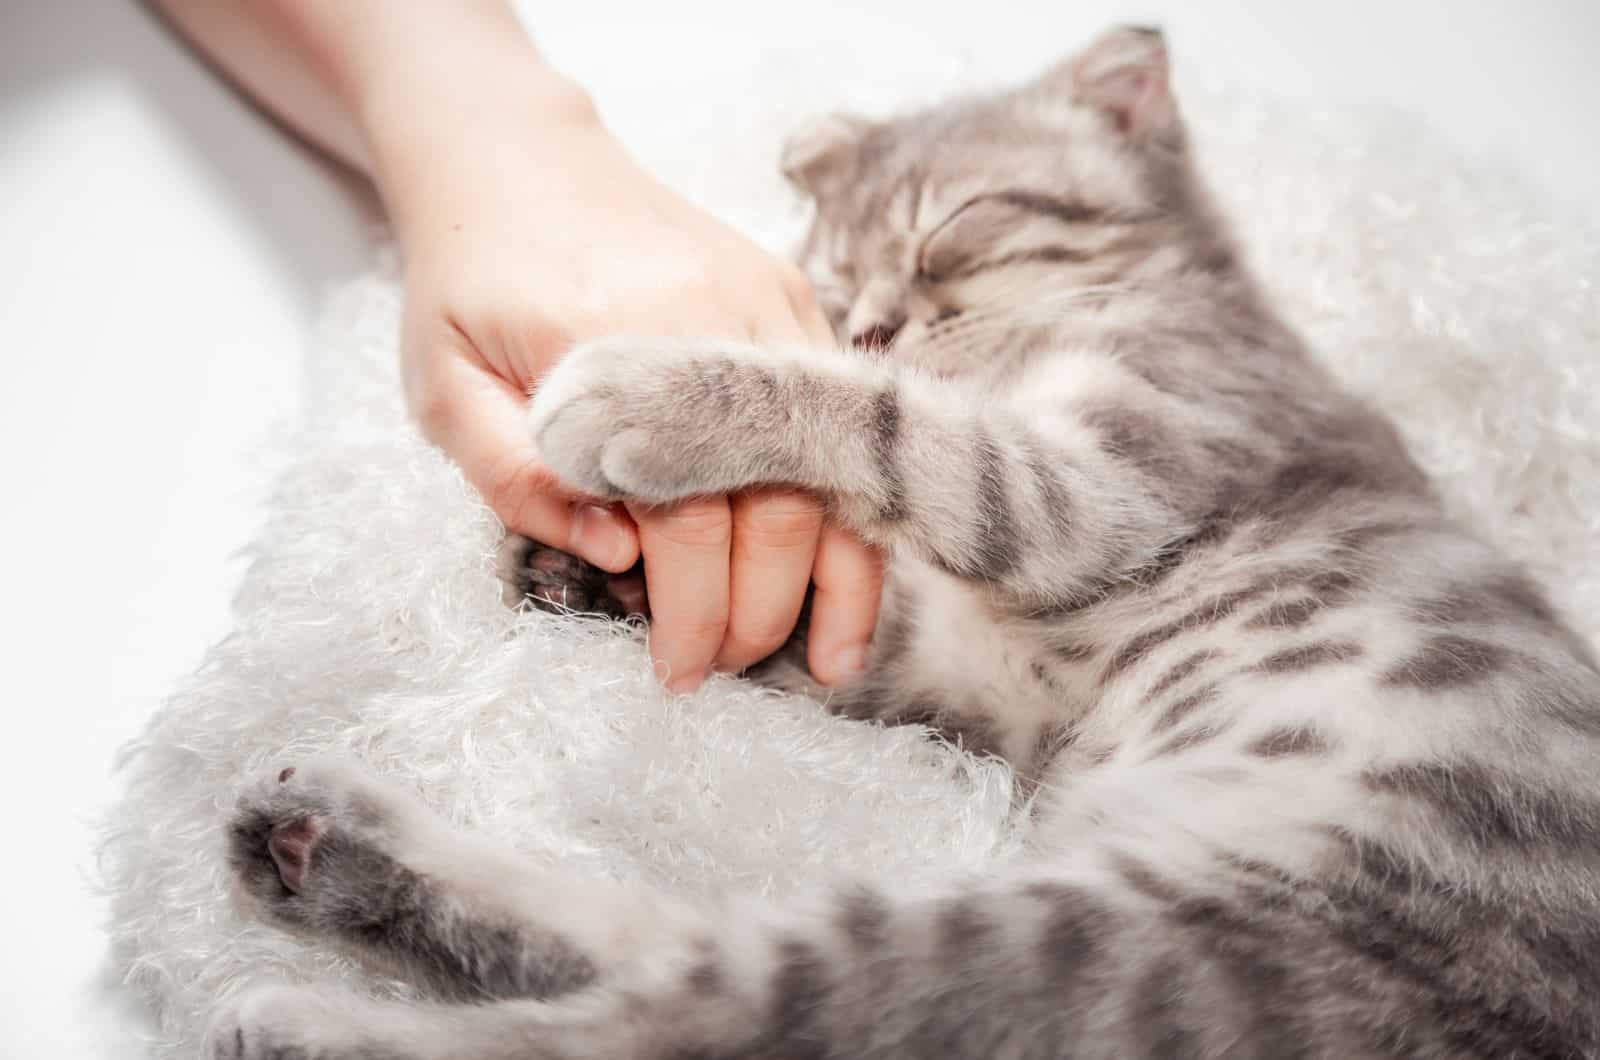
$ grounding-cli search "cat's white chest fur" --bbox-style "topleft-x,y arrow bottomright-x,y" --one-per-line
900,563 -> 1077,765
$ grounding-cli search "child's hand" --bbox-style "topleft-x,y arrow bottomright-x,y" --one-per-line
376,77 -> 882,692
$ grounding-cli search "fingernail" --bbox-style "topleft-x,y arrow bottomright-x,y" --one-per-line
570,504 -> 628,570
666,668 -> 707,695
828,644 -> 868,684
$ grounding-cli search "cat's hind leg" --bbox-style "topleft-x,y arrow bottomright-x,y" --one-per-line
203,983 -> 738,1060
217,759 -> 777,1059
214,811 -> 1585,1060
226,759 -> 691,1002
204,986 -> 600,1060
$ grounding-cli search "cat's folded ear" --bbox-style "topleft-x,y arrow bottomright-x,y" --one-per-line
781,113 -> 874,198
1043,25 -> 1177,140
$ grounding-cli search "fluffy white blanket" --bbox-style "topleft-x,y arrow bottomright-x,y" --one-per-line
100,26 -> 1600,1058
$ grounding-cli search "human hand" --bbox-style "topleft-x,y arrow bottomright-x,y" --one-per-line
368,70 -> 883,692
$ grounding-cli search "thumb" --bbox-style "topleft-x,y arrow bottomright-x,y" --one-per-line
409,346 -> 639,573
781,263 -> 839,346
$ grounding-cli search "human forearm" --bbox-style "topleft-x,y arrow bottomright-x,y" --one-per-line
151,0 -> 370,170
149,0 -> 590,181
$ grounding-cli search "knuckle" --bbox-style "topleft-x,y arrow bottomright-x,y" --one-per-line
406,378 -> 458,440
650,501 -> 733,549
735,494 -> 825,550
482,467 -> 530,524
665,611 -> 731,649
724,613 -> 796,659
481,453 -> 552,526
815,538 -> 886,594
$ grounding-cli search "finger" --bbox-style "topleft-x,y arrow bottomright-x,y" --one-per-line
779,263 -> 838,345
411,344 -> 639,572
715,489 -> 825,673
806,525 -> 885,686
631,497 -> 733,693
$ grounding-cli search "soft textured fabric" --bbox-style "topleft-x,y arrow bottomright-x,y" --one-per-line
99,33 -> 1599,1058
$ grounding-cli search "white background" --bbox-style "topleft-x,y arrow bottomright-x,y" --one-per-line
1,0 -> 1595,1054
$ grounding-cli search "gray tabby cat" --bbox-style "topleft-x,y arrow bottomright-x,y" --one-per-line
208,27 -> 1600,1060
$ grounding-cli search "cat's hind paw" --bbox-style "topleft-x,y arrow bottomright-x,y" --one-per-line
226,758 -> 431,936
203,984 -> 350,1060
497,533 -> 647,619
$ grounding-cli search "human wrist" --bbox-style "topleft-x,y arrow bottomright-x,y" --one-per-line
358,53 -> 598,150
359,52 -> 611,238
346,0 -> 597,156
282,0 -> 596,188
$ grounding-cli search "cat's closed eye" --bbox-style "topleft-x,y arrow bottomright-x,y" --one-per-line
917,193 -> 1095,284
915,199 -> 1003,283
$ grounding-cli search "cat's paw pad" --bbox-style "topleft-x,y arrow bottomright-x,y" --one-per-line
265,811 -> 325,894
497,533 -> 648,619
227,759 -> 423,930
204,984 -> 341,1060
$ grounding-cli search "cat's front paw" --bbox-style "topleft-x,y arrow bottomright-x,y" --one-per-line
227,759 -> 431,935
204,984 -> 347,1060
528,337 -> 789,504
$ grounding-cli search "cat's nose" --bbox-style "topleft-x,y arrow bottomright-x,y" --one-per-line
851,317 -> 904,351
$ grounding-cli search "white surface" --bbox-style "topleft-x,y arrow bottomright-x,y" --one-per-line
0,0 -> 375,1055
1,0 -> 1595,1055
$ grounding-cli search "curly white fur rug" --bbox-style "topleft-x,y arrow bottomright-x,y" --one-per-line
100,26 -> 1600,1058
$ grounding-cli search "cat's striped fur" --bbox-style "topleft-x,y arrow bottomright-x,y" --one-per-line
209,27 -> 1600,1060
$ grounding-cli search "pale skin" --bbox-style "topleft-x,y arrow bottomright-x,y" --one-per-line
153,0 -> 884,691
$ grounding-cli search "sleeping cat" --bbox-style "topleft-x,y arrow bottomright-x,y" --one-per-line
207,26 -> 1600,1059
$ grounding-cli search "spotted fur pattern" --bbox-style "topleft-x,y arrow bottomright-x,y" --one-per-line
209,26 -> 1600,1060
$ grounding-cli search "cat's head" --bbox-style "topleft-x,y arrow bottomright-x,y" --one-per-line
785,26 -> 1226,351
